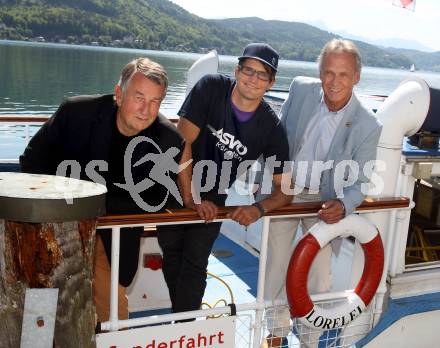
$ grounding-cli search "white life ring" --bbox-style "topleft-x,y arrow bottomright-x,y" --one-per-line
286,214 -> 384,330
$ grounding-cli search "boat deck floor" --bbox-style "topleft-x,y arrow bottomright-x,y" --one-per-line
130,232 -> 259,319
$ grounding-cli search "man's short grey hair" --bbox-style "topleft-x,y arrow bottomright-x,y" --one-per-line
318,39 -> 362,73
118,57 -> 168,92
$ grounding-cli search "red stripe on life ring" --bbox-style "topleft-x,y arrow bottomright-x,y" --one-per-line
355,233 -> 384,305
286,234 -> 321,317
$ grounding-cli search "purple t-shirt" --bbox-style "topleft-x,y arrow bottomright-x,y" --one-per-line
230,98 -> 255,122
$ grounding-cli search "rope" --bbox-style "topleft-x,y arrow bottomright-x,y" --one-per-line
201,271 -> 235,319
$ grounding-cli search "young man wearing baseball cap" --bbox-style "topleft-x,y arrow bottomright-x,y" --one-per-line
157,43 -> 293,316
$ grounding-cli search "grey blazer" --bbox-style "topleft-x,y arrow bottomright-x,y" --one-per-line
280,76 -> 382,215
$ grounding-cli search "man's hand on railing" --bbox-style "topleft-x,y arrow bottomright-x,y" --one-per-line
194,200 -> 218,223
318,199 -> 345,224
227,205 -> 262,227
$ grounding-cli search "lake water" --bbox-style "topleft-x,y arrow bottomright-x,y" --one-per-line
1,40 -> 440,159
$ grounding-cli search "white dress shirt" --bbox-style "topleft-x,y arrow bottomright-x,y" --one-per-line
293,93 -> 354,191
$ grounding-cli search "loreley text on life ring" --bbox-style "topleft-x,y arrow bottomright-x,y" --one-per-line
286,214 -> 384,330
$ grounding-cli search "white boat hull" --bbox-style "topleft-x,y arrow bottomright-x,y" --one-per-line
364,310 -> 440,348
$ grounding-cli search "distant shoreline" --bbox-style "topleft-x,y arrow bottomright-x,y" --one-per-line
3,39 -> 439,74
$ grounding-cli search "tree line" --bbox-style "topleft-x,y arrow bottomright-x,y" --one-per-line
0,0 -> 438,71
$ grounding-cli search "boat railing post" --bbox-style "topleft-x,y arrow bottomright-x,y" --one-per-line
109,226 -> 121,331
390,163 -> 413,275
372,164 -> 406,325
24,123 -> 30,144
252,216 -> 270,348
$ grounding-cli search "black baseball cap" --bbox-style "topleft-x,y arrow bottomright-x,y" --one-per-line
238,43 -> 279,72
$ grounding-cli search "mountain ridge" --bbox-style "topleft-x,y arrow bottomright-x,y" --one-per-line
0,0 -> 438,71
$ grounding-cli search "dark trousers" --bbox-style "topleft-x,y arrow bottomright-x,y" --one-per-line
157,222 -> 221,313
98,227 -> 143,287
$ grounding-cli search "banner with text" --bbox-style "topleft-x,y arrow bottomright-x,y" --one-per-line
96,317 -> 236,348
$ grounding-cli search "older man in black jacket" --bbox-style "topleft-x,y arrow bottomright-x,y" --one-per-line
20,57 -> 184,322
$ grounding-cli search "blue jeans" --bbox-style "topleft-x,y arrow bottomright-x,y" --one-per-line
157,222 -> 221,313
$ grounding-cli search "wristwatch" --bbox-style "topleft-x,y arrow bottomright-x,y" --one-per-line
252,201 -> 266,217
337,199 -> 346,214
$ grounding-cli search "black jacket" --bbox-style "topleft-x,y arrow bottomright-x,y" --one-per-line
20,94 -> 184,286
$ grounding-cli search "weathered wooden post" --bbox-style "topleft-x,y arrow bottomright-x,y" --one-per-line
0,172 -> 106,348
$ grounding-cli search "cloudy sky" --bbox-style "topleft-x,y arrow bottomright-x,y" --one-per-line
170,0 -> 440,51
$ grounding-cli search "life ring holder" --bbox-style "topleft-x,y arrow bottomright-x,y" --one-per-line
286,214 -> 384,330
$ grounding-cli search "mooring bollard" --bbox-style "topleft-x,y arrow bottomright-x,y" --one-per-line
0,172 -> 106,348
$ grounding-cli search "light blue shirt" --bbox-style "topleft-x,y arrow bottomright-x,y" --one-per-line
293,93 -> 354,190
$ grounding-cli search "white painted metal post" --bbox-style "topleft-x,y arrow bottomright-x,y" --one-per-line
24,124 -> 30,144
109,226 -> 121,331
373,163 -> 405,326
253,216 -> 270,348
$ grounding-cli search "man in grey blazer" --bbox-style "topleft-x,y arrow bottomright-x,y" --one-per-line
263,39 -> 382,347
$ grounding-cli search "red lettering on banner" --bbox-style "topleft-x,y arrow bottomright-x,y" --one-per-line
209,334 -> 216,345
106,328 -> 228,348
187,338 -> 195,348
197,333 -> 207,346
218,331 -> 224,344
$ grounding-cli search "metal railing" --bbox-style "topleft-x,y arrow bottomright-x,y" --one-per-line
0,115 -> 179,164
96,198 -> 410,347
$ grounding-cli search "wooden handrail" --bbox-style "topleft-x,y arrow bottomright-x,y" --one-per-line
97,197 -> 410,227
0,115 -> 51,122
